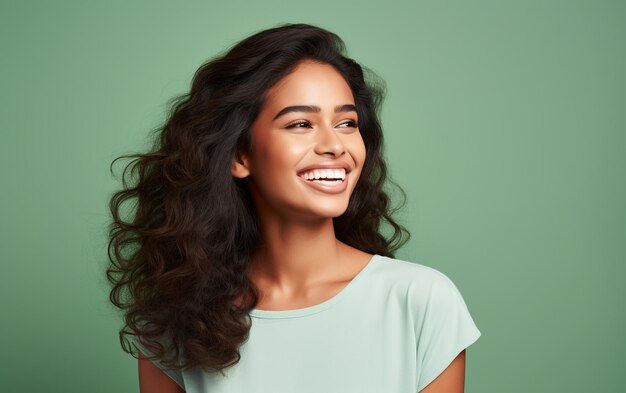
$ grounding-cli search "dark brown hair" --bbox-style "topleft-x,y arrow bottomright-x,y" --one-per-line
106,22 -> 410,376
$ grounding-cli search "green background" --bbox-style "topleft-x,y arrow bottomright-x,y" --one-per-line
2,0 -> 624,392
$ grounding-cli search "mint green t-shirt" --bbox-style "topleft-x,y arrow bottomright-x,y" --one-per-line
133,254 -> 481,392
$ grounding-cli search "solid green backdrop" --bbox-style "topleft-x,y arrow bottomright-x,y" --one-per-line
1,0 -> 624,392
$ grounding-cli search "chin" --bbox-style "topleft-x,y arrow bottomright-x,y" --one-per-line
311,204 -> 350,218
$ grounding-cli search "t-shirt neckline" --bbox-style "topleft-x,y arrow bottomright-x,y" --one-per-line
249,254 -> 380,319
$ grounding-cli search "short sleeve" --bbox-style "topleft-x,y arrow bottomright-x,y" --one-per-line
414,272 -> 481,392
131,335 -> 186,390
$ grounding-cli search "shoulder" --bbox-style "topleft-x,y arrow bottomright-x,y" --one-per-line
372,254 -> 457,292
371,255 -> 467,315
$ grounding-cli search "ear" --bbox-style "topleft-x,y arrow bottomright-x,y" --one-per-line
231,149 -> 251,179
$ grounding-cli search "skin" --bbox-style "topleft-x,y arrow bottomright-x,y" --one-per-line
420,350 -> 466,393
139,59 -> 467,392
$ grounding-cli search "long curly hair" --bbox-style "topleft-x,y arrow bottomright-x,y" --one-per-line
106,22 -> 410,376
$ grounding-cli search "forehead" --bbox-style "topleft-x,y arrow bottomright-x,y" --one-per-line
263,60 -> 355,109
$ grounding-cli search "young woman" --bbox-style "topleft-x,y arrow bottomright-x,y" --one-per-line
106,23 -> 481,393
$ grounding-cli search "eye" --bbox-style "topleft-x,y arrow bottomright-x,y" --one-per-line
286,120 -> 312,129
338,120 -> 358,128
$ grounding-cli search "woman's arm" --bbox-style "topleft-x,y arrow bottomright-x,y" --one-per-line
138,351 -> 186,393
419,350 -> 466,393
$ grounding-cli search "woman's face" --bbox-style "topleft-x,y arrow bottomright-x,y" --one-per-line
232,60 -> 366,221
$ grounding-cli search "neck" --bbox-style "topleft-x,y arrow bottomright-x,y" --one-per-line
247,217 -> 349,295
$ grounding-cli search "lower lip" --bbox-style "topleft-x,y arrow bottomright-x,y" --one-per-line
297,172 -> 349,194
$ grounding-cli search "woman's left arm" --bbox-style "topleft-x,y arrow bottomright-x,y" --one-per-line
419,350 -> 466,393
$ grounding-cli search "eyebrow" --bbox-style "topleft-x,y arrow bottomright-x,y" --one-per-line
272,104 -> 357,121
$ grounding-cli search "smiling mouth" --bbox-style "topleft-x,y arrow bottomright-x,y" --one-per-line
297,173 -> 345,184
296,172 -> 350,194
297,168 -> 348,182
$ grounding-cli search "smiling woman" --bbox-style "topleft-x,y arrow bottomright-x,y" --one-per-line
106,22 -> 481,393
232,60 -> 366,214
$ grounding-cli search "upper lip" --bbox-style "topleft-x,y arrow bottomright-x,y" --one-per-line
297,161 -> 353,175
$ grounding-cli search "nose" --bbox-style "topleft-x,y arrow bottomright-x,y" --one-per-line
314,124 -> 346,157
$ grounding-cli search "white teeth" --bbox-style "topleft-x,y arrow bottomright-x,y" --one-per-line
300,168 -> 346,180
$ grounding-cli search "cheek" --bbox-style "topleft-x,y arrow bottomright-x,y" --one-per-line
350,137 -> 367,184
350,134 -> 367,164
252,140 -> 301,183
359,139 -> 367,160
